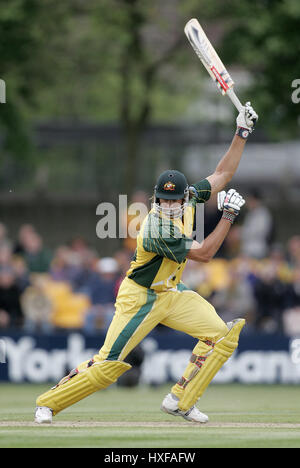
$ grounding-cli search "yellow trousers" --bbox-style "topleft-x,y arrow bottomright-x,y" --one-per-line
99,277 -> 228,362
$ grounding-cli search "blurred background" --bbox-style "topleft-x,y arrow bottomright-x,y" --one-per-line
0,0 -> 300,386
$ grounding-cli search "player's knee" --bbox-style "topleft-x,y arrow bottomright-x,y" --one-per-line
214,319 -> 229,342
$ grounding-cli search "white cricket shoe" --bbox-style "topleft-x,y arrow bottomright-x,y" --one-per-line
35,406 -> 53,424
161,393 -> 208,423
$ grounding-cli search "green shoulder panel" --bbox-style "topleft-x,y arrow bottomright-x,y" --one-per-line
190,178 -> 211,204
142,212 -> 193,264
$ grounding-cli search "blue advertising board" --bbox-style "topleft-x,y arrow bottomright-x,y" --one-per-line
1,329 -> 300,384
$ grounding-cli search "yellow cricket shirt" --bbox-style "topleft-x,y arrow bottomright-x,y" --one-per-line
126,179 -> 211,292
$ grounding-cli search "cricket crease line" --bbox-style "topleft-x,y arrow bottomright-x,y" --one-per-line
1,421 -> 300,429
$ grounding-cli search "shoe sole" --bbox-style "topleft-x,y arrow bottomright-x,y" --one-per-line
161,405 -> 208,423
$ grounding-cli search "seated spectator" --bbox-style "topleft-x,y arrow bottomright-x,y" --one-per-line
50,246 -> 86,286
252,263 -> 288,333
0,266 -> 23,328
0,240 -> 13,267
12,256 -> 31,292
284,267 -> 300,310
210,260 -> 256,327
22,230 -> 53,273
21,284 -> 53,334
14,224 -> 36,255
282,267 -> 300,336
287,235 -> 300,268
222,225 -> 242,260
83,257 -> 120,333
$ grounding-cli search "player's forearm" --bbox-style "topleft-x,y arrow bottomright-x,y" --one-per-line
214,134 -> 246,183
187,218 -> 231,263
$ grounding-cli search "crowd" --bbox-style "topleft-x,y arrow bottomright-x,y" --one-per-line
0,191 -> 299,336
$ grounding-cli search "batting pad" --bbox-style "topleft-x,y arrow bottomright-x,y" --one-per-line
178,319 -> 245,412
36,360 -> 131,416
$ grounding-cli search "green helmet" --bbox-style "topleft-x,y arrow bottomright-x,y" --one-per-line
154,170 -> 189,201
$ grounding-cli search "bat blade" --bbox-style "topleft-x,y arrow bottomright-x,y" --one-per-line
184,18 -> 243,112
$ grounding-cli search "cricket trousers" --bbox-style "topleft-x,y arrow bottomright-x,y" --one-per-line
99,277 -> 229,362
37,277 -> 242,415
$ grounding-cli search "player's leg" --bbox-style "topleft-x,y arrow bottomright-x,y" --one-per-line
35,278 -> 165,420
160,285 -> 245,420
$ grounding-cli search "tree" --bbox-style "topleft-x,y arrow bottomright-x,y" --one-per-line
0,0 -> 72,159
215,0 -> 300,139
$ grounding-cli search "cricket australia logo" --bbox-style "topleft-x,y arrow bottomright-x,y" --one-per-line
164,181 -> 176,191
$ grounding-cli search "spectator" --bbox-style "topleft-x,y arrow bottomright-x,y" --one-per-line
210,260 -> 256,326
282,267 -> 300,336
222,225 -> 242,260
83,257 -> 120,333
21,284 -> 53,334
14,224 -> 36,255
0,266 -> 23,328
0,241 -> 13,268
22,231 -> 53,273
240,189 -> 274,259
252,263 -> 288,333
284,267 -> 300,310
11,256 -> 31,292
287,235 -> 300,268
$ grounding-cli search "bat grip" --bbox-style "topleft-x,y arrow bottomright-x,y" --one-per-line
226,88 -> 244,113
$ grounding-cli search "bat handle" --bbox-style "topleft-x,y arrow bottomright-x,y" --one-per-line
226,88 -> 244,113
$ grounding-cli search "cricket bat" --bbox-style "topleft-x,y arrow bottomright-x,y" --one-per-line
184,18 -> 244,113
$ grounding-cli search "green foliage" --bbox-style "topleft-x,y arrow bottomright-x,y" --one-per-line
0,0 -> 71,158
1,0 -> 299,171
215,0 -> 300,139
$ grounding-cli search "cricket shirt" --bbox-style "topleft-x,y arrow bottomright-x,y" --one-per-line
126,178 -> 211,292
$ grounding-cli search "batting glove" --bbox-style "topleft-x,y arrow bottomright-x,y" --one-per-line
236,102 -> 258,139
217,189 -> 245,224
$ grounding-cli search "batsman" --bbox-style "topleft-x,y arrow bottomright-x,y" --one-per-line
35,103 -> 258,424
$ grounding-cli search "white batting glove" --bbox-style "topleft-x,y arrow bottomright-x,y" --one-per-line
236,102 -> 258,139
218,189 -> 245,224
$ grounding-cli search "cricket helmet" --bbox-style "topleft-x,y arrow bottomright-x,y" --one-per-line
153,170 -> 190,219
154,170 -> 189,201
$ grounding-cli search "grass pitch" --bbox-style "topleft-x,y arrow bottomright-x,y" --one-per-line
0,383 -> 300,448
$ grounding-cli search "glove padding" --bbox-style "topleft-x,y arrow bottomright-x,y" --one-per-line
218,189 -> 245,216
236,102 -> 258,133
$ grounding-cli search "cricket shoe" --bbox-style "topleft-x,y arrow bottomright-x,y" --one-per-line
35,406 -> 53,424
161,393 -> 208,423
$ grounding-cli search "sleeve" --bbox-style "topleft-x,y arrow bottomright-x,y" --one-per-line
190,178 -> 211,203
143,216 -> 193,264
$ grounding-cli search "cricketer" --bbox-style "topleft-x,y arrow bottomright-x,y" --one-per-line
35,102 -> 258,424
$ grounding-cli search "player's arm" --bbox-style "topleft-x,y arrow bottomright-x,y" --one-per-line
206,103 -> 258,196
187,189 -> 245,263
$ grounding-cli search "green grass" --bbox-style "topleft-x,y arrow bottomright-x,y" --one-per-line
0,383 -> 300,448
